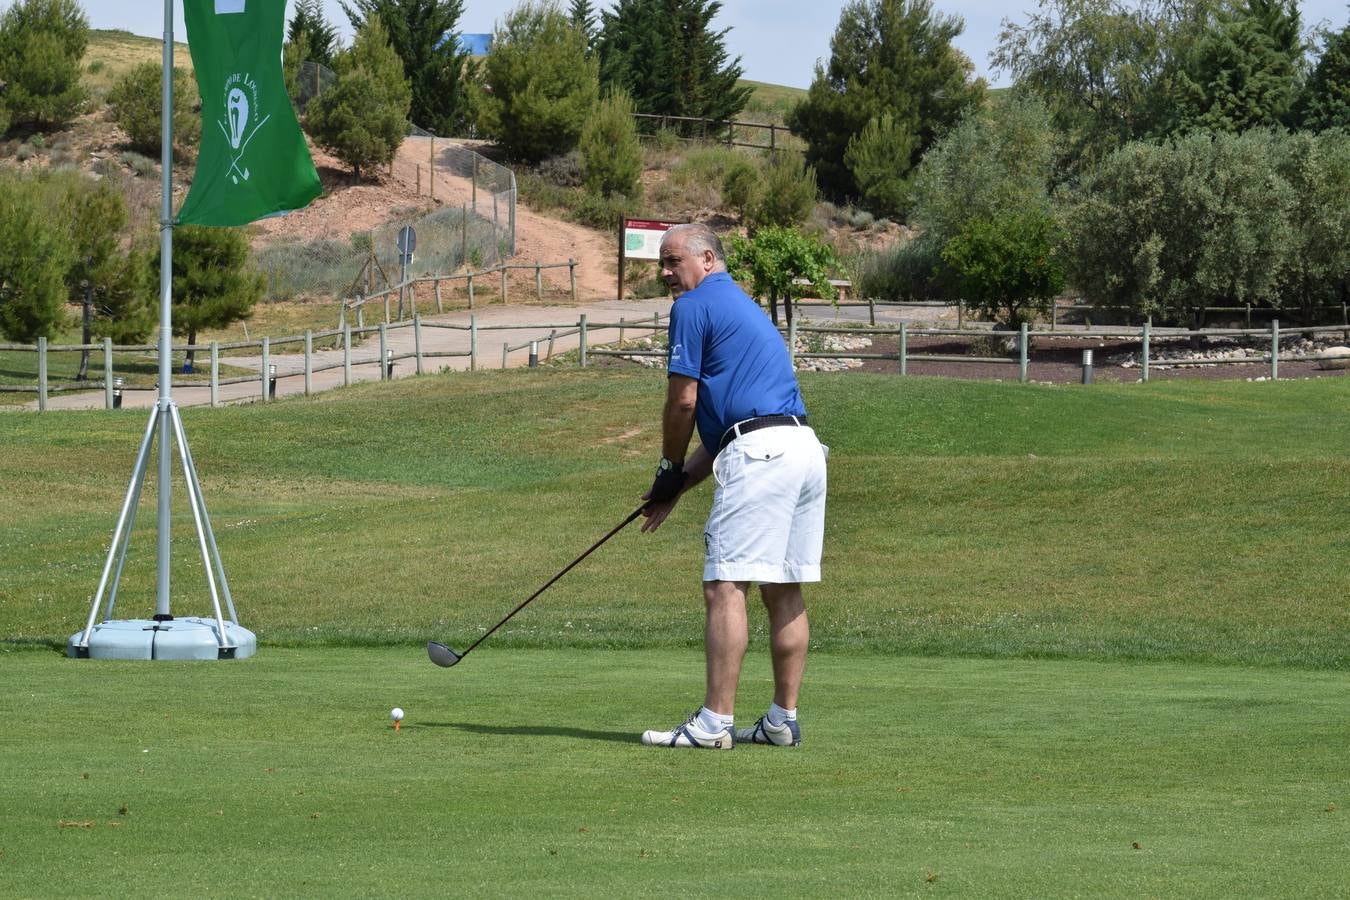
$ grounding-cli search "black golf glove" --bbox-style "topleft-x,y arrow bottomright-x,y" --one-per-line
646,457 -> 686,506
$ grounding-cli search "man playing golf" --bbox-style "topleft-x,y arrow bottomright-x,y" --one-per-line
639,223 -> 828,750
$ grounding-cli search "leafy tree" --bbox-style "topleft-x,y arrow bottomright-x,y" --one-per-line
569,0 -> 598,52
47,172 -> 153,378
940,209 -> 1065,326
596,0 -> 751,129
579,88 -> 643,198
789,0 -> 984,206
289,0 -> 339,67
1293,18 -> 1350,131
156,226 -> 263,371
0,0 -> 88,130
727,226 -> 837,327
477,1 -> 598,164
1269,129 -> 1350,322
745,152 -> 818,232
911,96 -> 1059,257
843,113 -> 918,220
1058,130 -> 1295,326
0,172 -> 71,342
994,0 -> 1219,169
1172,0 -> 1304,133
339,0 -> 471,134
307,16 -> 412,178
106,62 -> 200,157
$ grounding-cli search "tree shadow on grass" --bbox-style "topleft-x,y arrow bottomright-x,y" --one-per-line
417,721 -> 636,745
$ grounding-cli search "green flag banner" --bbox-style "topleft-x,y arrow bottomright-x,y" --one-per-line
178,0 -> 320,226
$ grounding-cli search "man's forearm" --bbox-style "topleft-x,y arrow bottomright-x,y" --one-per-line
661,376 -> 699,463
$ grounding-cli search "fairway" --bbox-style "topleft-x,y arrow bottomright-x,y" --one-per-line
2,370 -> 1348,895
0,649 -> 1346,897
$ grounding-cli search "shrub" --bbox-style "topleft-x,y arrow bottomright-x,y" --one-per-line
721,154 -> 762,221
746,152 -> 818,231
571,189 -> 637,231
580,88 -> 642,198
728,225 -> 838,325
107,62 -> 200,157
535,151 -> 585,187
940,207 -> 1065,326
653,128 -> 679,153
1059,130 -> 1300,325
119,151 -> 158,178
854,237 -> 944,303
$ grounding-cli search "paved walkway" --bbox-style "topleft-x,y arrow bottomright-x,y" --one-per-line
16,299 -> 957,412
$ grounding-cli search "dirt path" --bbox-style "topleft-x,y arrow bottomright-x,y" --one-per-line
250,136 -> 619,300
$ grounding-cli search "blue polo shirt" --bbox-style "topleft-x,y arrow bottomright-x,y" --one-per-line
666,272 -> 806,451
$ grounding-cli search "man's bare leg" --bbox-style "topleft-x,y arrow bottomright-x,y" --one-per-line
703,579 -> 749,715
760,582 -> 808,710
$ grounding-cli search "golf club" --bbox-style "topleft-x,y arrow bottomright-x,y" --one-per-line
427,504 -> 647,668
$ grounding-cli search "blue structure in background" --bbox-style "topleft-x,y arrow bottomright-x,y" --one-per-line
436,32 -> 492,55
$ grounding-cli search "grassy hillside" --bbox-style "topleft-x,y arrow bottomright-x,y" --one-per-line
738,78 -> 808,124
82,28 -> 193,99
3,371 -> 1347,666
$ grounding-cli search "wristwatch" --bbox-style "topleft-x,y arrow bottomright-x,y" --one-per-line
658,456 -> 680,473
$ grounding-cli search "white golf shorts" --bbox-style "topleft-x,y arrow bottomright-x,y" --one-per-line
703,424 -> 827,584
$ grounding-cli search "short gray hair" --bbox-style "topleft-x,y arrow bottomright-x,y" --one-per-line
664,223 -> 726,265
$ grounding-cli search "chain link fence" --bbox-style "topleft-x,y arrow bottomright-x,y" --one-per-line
253,65 -> 516,305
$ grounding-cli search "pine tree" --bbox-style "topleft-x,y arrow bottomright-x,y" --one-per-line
288,0 -> 339,67
477,2 -> 598,163
596,0 -> 751,129
339,0 -> 472,135
579,89 -> 643,197
307,15 -> 412,178
789,0 -> 984,205
569,0 -> 598,52
157,226 -> 264,372
0,0 -> 88,129
844,114 -> 919,220
1173,0 -> 1304,133
1294,19 -> 1350,131
50,172 -> 153,378
0,172 -> 71,342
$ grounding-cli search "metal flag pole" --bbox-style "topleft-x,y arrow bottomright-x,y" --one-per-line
69,0 -> 254,661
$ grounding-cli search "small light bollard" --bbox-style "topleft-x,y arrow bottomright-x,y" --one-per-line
385,348 -> 395,379
268,364 -> 277,399
112,377 -> 124,409
1081,348 -> 1094,385
528,340 -> 539,369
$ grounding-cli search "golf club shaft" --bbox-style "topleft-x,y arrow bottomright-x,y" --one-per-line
455,505 -> 646,660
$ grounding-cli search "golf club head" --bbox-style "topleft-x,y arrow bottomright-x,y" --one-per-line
427,641 -> 462,668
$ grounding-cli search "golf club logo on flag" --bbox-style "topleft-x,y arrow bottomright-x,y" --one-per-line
220,73 -> 269,185
177,0 -> 320,227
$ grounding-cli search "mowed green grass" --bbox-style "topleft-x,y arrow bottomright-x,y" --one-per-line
2,370 -> 1348,666
0,649 -> 1345,897
2,371 -> 1348,895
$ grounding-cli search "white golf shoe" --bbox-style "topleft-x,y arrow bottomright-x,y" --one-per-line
734,715 -> 801,746
641,712 -> 735,749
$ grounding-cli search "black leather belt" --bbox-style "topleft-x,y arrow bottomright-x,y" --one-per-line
717,415 -> 808,453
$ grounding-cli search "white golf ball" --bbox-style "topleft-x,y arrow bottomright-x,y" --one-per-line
390,707 -> 404,722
